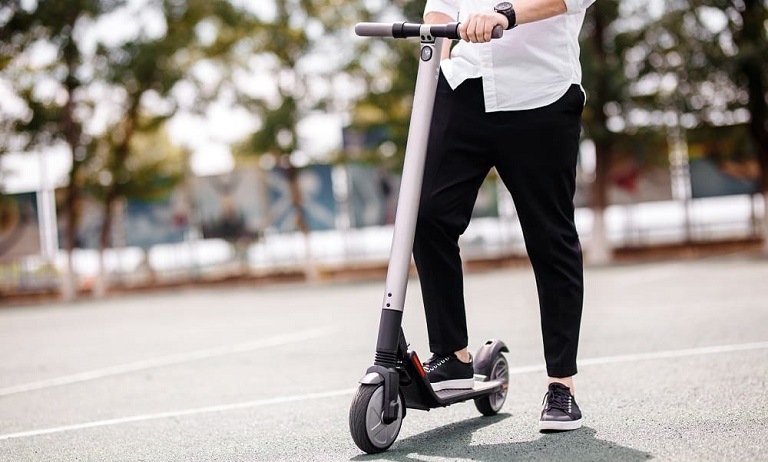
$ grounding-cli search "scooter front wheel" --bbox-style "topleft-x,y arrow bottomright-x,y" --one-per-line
349,384 -> 404,453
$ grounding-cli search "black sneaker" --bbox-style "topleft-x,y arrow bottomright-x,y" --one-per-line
539,382 -> 583,431
423,353 -> 474,391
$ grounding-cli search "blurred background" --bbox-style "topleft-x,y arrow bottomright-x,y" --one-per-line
0,0 -> 766,303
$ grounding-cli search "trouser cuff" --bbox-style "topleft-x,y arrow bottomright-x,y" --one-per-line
546,366 -> 578,378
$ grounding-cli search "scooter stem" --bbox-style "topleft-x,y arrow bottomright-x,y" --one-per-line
374,29 -> 443,371
381,30 -> 443,316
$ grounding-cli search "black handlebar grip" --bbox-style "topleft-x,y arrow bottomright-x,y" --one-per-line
355,22 -> 396,37
430,23 -> 460,39
355,22 -> 504,40
434,23 -> 504,40
429,23 -> 504,40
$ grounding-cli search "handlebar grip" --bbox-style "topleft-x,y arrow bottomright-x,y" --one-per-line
433,23 -> 504,40
354,22 -> 504,40
355,22 -> 396,37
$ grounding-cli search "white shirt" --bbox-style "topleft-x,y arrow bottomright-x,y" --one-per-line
424,0 -> 595,111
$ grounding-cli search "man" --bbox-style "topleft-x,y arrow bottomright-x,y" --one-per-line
416,0 -> 594,431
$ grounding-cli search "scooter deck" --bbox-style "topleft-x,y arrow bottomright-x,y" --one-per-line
435,380 -> 504,402
400,351 -> 506,410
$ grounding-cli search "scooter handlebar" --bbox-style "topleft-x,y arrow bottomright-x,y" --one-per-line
355,22 -> 398,37
355,22 -> 503,40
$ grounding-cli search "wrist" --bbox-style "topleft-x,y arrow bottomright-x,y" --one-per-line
494,2 -> 517,30
493,12 -> 510,30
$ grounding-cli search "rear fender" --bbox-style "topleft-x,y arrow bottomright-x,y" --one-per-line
473,339 -> 509,378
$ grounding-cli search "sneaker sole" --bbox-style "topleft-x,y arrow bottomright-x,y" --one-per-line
539,418 -> 583,432
430,378 -> 475,392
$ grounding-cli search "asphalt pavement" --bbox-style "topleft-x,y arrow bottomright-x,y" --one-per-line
0,254 -> 767,461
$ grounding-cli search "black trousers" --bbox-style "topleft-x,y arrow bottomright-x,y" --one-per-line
413,73 -> 585,378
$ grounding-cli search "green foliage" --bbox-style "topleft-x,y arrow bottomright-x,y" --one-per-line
626,0 -> 767,188
343,0 -> 426,168
90,0 -> 260,200
236,0 -> 369,162
82,124 -> 185,202
0,0 -> 119,154
0,0 -> 268,252
1,0 -> 123,256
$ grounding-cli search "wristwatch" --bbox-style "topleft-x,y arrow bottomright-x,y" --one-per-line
494,2 -> 517,30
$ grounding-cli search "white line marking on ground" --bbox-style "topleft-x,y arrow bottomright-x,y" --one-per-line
577,341 -> 768,367
0,388 -> 358,441
503,341 -> 768,375
0,327 -> 334,397
1,340 -> 766,441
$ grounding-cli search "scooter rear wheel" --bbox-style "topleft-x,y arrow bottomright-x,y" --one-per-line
349,384 -> 404,453
474,354 -> 509,416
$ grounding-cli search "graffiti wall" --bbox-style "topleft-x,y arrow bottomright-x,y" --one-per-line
346,163 -> 399,227
574,134 -> 674,207
687,125 -> 760,199
57,191 -> 188,250
194,169 -> 266,241
123,191 -> 189,249
0,193 -> 40,262
266,164 -> 337,232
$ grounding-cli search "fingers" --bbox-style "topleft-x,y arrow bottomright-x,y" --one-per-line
459,13 -> 503,43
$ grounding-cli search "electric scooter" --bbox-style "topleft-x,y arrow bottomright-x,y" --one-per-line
349,22 -> 509,454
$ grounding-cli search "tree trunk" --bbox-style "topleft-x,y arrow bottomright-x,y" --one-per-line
94,101 -> 139,297
284,159 -> 319,280
61,26 -> 82,301
93,193 -> 116,298
762,191 -> 768,254
586,4 -> 613,265
590,140 -> 613,264
62,169 -> 80,300
736,0 -> 768,253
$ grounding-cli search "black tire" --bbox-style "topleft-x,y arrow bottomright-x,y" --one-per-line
474,354 -> 509,416
349,384 -> 404,454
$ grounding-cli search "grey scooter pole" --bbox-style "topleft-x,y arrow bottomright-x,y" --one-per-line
360,25 -> 444,379
379,27 -> 442,314
355,23 -> 502,360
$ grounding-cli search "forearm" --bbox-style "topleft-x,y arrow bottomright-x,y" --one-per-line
424,11 -> 454,24
426,0 -> 580,44
514,0 -> 567,25
459,0 -> 571,43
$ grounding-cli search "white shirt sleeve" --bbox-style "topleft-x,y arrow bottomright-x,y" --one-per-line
563,0 -> 596,15
424,0 -> 460,20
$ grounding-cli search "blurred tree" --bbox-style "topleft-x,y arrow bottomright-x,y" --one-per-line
236,0 -> 372,279
579,0 -> 629,263
84,0 -> 259,295
0,0 -> 121,299
732,0 -> 768,250
83,122 -> 186,295
344,0 -> 426,168
627,0 -> 768,248
1,0 -> 261,297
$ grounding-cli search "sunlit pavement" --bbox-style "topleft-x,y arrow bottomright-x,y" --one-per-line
1,254 -> 767,461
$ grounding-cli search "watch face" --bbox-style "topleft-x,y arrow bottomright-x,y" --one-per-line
495,1 -> 512,11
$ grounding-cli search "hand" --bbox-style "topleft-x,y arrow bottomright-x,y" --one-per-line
459,12 -> 508,43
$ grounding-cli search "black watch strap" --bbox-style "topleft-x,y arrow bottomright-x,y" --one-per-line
494,2 -> 517,30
